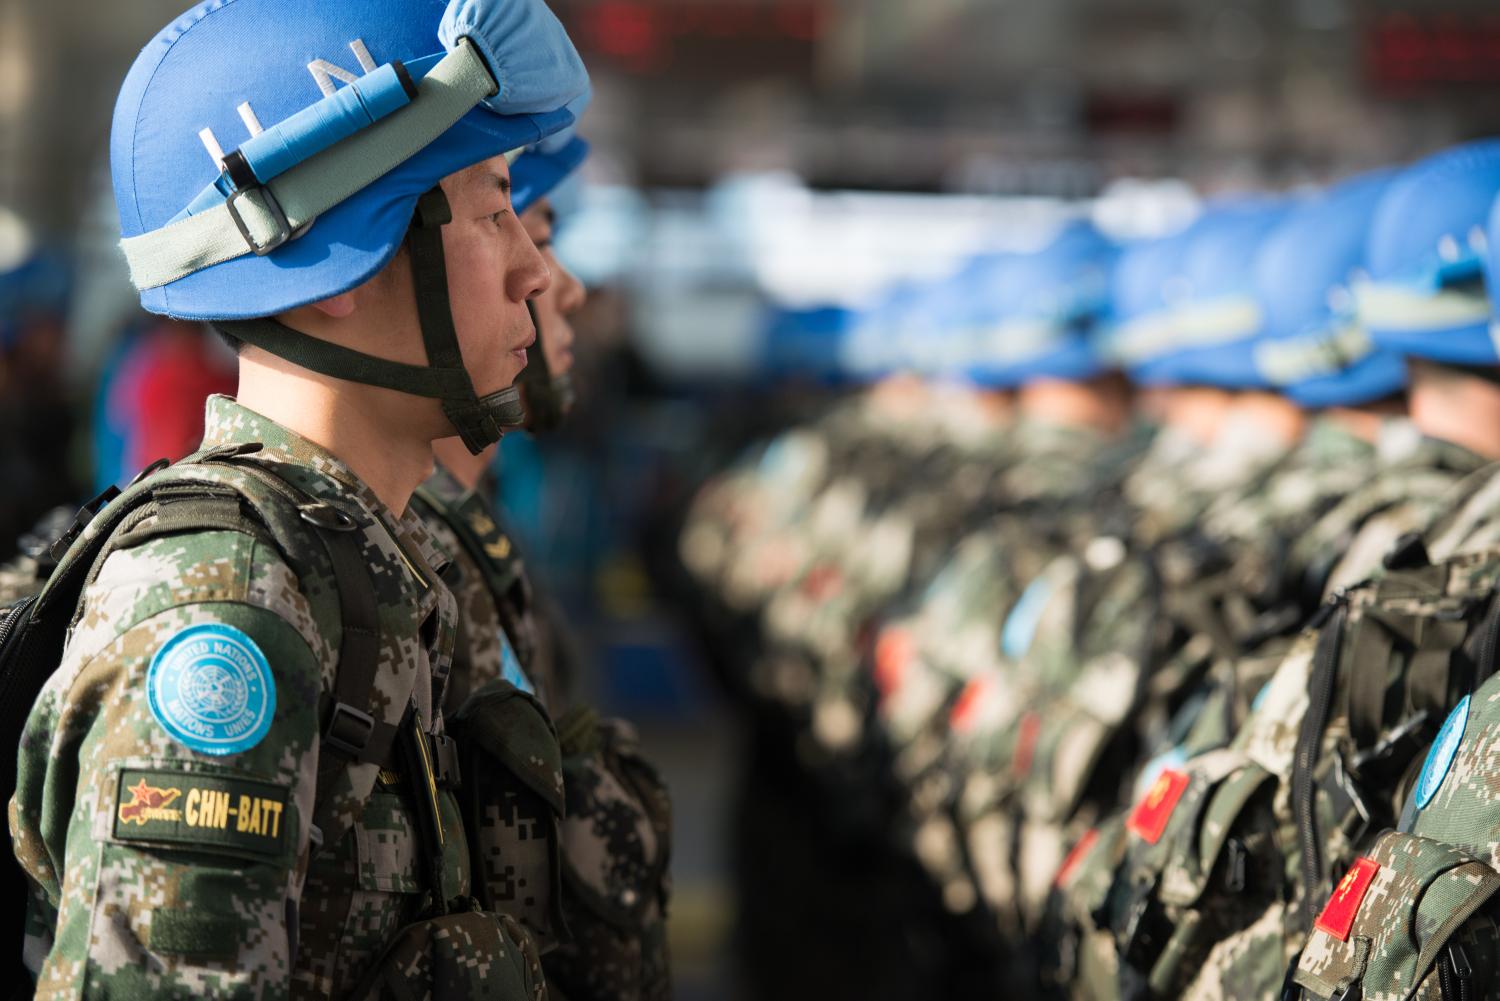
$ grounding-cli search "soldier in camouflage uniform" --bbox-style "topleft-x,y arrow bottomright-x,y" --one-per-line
8,0 -> 590,996
1059,149 -> 1500,1001
420,123 -> 674,1001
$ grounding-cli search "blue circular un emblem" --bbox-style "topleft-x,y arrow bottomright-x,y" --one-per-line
147,623 -> 275,756
1415,694 -> 1470,810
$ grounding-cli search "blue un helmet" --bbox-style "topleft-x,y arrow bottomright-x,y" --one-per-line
1148,199 -> 1292,388
112,0 -> 588,452
760,303 -> 861,385
509,90 -> 592,430
1101,227 -> 1196,383
510,94 -> 591,218
1251,171 -> 1407,408
961,221 -> 1118,389
1357,139 -> 1500,366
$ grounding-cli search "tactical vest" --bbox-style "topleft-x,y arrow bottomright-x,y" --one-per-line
3,449 -> 546,1000
413,476 -> 675,1001
1064,537 -> 1500,1001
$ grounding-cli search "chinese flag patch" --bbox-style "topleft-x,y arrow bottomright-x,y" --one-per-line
873,627 -> 913,700
1126,769 -> 1191,845
1314,857 -> 1380,942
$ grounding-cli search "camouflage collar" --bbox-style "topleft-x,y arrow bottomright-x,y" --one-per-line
199,394 -> 453,590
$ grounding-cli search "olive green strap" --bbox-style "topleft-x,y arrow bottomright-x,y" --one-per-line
214,317 -> 472,399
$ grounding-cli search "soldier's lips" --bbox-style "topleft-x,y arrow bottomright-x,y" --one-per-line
508,328 -> 537,364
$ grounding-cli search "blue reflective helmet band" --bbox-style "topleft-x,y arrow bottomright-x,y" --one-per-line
1356,280 -> 1492,338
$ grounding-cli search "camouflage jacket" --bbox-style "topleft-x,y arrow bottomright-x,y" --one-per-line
1300,423 -> 1490,596
417,466 -> 673,1001
1055,432 -> 1498,1001
9,396 -> 492,999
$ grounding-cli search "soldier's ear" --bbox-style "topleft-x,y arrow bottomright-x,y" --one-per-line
309,292 -> 356,319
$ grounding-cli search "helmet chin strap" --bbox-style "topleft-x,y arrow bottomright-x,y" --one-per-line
519,299 -> 576,432
214,186 -> 527,456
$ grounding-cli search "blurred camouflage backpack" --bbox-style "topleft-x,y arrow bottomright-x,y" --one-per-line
1290,642 -> 1500,1001
1072,535 -> 1500,1000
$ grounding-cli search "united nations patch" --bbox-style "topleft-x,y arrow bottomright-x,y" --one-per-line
147,623 -> 276,756
499,631 -> 535,696
1415,693 -> 1469,809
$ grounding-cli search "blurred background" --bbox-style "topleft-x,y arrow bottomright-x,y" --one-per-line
5,0 -> 1500,996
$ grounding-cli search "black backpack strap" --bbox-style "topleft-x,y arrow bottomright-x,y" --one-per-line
188,456 -> 392,779
83,452 -> 393,783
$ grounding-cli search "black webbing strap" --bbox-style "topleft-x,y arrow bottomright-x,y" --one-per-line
409,186 -> 526,451
1291,601 -> 1348,929
1406,616 -> 1470,721
214,317 -> 472,399
195,457 -> 392,776
409,188 -> 470,382
1345,610 -> 1396,757
313,523 -> 391,775
519,298 -> 570,432
111,493 -> 261,551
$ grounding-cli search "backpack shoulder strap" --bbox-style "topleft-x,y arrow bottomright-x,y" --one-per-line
71,449 -> 390,807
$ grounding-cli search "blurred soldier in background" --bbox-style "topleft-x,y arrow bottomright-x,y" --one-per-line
1055,140 -> 1500,1001
421,109 -> 675,1001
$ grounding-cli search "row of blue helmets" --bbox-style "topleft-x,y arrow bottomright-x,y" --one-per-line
764,137 -> 1500,408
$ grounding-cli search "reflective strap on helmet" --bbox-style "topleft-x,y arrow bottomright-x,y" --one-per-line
1105,310 -> 1179,364
1169,295 -> 1262,349
1254,323 -> 1374,386
1354,280 -> 1493,333
119,38 -> 499,291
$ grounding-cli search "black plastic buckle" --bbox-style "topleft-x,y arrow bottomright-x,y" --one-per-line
48,486 -> 122,562
323,702 -> 376,759
227,184 -> 293,256
428,733 -> 462,787
299,503 -> 360,532
126,457 -> 172,489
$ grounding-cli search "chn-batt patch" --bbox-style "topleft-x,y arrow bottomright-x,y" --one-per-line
1126,769 -> 1190,845
1314,856 -> 1380,942
114,768 -> 288,858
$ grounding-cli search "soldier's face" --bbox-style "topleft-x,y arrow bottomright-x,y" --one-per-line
438,156 -> 553,395
520,198 -> 587,378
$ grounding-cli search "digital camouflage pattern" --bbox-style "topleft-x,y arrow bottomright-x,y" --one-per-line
5,395 -> 535,1000
416,466 -> 558,711
1293,830 -> 1500,1001
417,465 -> 673,1001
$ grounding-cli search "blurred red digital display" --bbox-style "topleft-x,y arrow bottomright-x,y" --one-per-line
1367,13 -> 1500,88
567,0 -> 825,74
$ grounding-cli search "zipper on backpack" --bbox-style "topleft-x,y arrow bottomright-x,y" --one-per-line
1441,942 -> 1473,1001
1293,592 -> 1351,928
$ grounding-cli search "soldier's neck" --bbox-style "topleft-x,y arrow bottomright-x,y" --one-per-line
433,438 -> 497,492
1017,374 -> 1130,435
237,351 -> 437,517
1220,391 -> 1306,450
1325,399 -> 1404,445
1409,364 -> 1500,460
